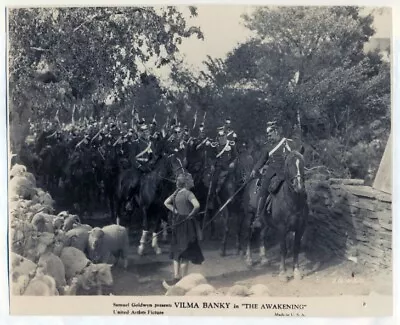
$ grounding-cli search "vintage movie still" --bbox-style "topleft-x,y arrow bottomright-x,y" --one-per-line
6,4 -> 393,317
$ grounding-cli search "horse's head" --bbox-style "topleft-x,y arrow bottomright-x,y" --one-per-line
167,153 -> 188,181
284,146 -> 305,194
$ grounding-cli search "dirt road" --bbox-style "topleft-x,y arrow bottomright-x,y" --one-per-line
110,239 -> 392,297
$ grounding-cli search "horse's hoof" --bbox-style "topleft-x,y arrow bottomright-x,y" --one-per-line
294,268 -> 303,281
245,258 -> 253,267
260,257 -> 269,266
219,249 -> 226,257
137,245 -> 145,256
236,249 -> 242,256
155,247 -> 162,255
279,272 -> 289,282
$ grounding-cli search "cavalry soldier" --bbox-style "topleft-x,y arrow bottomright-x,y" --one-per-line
223,118 -> 237,142
250,121 -> 288,228
149,116 -> 158,138
211,124 -> 237,195
194,123 -> 208,150
134,124 -> 154,172
167,125 -> 187,169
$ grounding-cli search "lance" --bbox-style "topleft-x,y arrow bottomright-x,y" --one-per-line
75,136 -> 87,149
55,108 -> 61,125
192,109 -> 198,130
90,127 -> 103,144
113,136 -> 122,147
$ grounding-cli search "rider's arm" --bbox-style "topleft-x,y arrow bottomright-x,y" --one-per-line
251,147 -> 269,176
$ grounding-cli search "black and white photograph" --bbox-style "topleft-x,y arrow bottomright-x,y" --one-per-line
6,3 -> 393,316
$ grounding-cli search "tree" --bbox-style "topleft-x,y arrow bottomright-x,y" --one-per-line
241,6 -> 377,136
8,6 -> 204,151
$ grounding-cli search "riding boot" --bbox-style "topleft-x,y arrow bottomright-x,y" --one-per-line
265,194 -> 272,215
252,196 -> 265,229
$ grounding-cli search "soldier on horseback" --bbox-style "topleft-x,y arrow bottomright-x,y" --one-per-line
134,124 -> 154,173
250,121 -> 288,228
211,122 -> 238,195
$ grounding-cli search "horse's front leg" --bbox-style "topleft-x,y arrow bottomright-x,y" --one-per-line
235,211 -> 245,256
293,226 -> 305,281
242,211 -> 254,266
138,205 -> 149,256
278,228 -> 289,282
219,208 -> 229,257
151,214 -> 163,255
259,225 -> 269,266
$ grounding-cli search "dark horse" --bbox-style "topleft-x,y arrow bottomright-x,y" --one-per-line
115,134 -> 185,256
241,147 -> 308,281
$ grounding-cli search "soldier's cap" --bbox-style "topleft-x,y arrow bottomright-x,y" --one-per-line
174,126 -> 181,132
140,124 -> 148,131
109,123 -> 117,128
225,118 -> 231,124
267,121 -> 277,126
184,126 -> 189,131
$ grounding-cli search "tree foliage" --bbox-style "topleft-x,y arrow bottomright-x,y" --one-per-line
170,6 -> 390,178
9,6 -> 203,150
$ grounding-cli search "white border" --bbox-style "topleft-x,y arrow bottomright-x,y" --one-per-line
1,1 -> 398,324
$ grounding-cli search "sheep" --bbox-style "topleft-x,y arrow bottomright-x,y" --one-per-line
185,284 -> 217,296
73,223 -> 92,231
10,252 -> 36,276
249,284 -> 270,296
10,271 -> 31,295
63,214 -> 82,232
87,225 -> 129,269
31,212 -> 55,233
64,227 -> 90,253
163,273 -> 208,296
10,163 -> 27,179
9,174 -> 37,200
53,216 -> 64,231
23,269 -> 59,296
226,285 -> 250,297
23,232 -> 56,263
38,252 -> 67,290
59,247 -> 113,295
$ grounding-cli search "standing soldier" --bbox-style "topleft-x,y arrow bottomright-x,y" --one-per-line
211,124 -> 237,195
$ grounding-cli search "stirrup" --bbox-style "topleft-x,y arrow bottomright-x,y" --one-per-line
252,217 -> 262,229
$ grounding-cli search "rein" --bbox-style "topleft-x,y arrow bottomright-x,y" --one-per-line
201,176 -> 253,231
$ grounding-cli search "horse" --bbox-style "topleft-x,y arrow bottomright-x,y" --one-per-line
241,146 -> 308,281
185,140 -> 218,240
134,135 -> 186,256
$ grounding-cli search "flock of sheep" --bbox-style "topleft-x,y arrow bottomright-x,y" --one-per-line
9,163 -> 130,296
9,162 -> 272,297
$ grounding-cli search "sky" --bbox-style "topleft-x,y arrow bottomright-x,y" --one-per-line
177,5 -> 256,71
147,5 -> 392,86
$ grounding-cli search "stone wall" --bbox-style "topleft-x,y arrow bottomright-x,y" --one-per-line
305,177 -> 392,270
